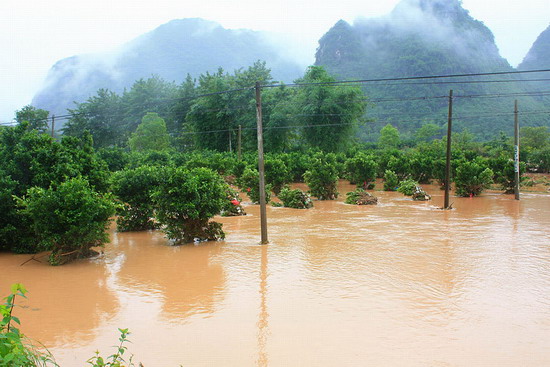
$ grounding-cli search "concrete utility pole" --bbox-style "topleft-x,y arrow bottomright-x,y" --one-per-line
514,100 -> 520,200
51,115 -> 55,138
255,82 -> 268,244
444,90 -> 453,209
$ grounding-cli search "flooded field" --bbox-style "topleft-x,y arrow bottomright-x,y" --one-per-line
1,182 -> 550,366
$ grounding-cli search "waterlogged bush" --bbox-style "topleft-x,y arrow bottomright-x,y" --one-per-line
152,167 -> 227,244
264,157 -> 291,195
487,157 -> 526,194
220,187 -> 246,217
397,178 -> 419,196
280,152 -> 311,182
20,178 -> 116,265
383,170 -> 399,191
345,188 -> 378,205
344,152 -> 378,189
408,153 -> 434,183
454,159 -> 494,197
111,166 -> 167,231
236,167 -> 272,204
278,186 -> 313,209
412,186 -> 431,201
0,284 -> 58,366
304,153 -> 339,200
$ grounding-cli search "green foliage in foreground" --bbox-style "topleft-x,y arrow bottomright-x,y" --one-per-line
86,328 -> 135,367
0,284 -> 58,366
278,186 -> 313,209
1,285 -> 138,366
152,167 -> 227,244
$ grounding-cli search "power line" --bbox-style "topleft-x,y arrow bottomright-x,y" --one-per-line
261,69 -> 550,89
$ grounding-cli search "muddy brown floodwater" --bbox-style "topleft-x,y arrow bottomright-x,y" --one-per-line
1,181 -> 550,366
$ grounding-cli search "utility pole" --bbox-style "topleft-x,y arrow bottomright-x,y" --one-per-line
514,100 -> 520,200
444,90 -> 453,209
229,130 -> 232,153
255,82 -> 268,244
50,115 -> 55,138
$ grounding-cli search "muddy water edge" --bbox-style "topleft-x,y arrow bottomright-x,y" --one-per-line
1,181 -> 549,366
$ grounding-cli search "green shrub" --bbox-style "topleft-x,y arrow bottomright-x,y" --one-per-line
111,166 -> 167,231
264,158 -> 291,195
344,152 -> 378,189
236,167 -> 272,204
278,186 -> 313,209
397,178 -> 419,196
0,284 -> 58,366
383,170 -> 399,191
152,167 -> 227,244
20,178 -> 116,265
454,159 -> 494,197
345,188 -> 378,205
304,153 -> 339,200
221,187 -> 246,216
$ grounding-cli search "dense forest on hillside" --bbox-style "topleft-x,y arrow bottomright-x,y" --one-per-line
314,0 -> 550,139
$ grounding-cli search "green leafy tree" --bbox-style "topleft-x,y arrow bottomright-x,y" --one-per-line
414,123 -> 442,142
151,167 -> 227,244
15,105 -> 50,134
63,89 -> 123,148
303,152 -> 339,200
111,166 -> 167,231
121,75 -> 178,136
454,159 -> 494,197
378,124 -> 400,150
128,113 -> 171,152
344,151 -> 378,188
264,157 -> 291,194
20,178 -> 116,265
293,66 -> 366,152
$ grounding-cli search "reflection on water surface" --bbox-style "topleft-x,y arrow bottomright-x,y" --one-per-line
1,182 -> 549,366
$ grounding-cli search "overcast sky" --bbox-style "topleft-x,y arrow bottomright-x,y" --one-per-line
1,0 -> 549,121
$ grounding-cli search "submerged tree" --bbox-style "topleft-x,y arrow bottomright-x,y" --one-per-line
152,167 -> 227,244
19,178 -> 116,265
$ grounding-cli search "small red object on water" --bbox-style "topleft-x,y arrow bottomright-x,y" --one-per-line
231,199 -> 240,206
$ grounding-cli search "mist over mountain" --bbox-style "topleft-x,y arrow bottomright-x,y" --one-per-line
518,24 -> 550,71
315,0 -> 549,139
32,18 -> 305,116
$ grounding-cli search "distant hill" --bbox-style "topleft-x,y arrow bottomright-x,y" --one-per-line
315,0 -> 550,139
519,24 -> 550,70
32,18 -> 304,117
